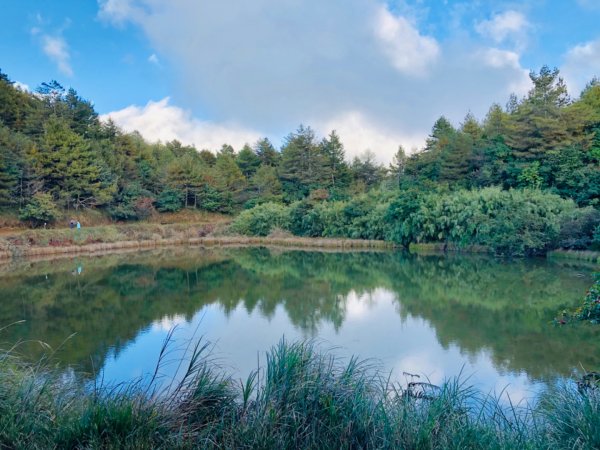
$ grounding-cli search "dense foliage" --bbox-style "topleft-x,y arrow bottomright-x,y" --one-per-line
232,187 -> 600,256
0,66 -> 598,253
0,70 -> 389,224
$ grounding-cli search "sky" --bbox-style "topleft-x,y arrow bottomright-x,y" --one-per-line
1,0 -> 599,162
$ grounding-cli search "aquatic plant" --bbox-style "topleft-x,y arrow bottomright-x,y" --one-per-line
0,338 -> 599,449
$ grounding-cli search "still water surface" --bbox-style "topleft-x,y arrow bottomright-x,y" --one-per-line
0,247 -> 597,402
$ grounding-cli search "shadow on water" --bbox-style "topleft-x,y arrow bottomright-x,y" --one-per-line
0,247 -> 597,383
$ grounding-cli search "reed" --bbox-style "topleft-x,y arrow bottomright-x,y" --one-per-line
0,337 -> 598,449
548,249 -> 600,265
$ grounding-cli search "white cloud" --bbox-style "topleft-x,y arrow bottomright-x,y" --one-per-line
32,26 -> 74,77
151,314 -> 187,332
101,97 -> 261,151
562,38 -> 600,96
319,111 -> 425,162
478,48 -> 530,96
41,35 -> 73,76
14,81 -> 30,92
475,10 -> 530,50
373,6 -> 439,76
98,0 -> 533,159
148,53 -> 160,65
98,0 -> 140,24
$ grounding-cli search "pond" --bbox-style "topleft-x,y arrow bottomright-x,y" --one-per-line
0,247 -> 597,403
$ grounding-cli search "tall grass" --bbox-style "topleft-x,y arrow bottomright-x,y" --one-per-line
0,337 -> 598,449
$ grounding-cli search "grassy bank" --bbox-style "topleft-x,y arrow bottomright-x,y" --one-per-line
548,249 -> 600,265
0,222 -> 393,261
1,339 -> 599,449
1,219 -> 597,262
408,242 -> 491,254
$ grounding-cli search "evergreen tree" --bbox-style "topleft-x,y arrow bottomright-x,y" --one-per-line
0,152 -> 16,206
460,112 -> 482,141
215,151 -> 246,202
351,150 -> 385,189
219,144 -> 236,158
439,133 -> 475,187
32,117 -> 114,209
251,165 -> 282,203
279,125 -> 327,201
64,88 -> 98,137
483,104 -> 509,138
507,66 -> 571,159
236,144 -> 261,178
405,117 -> 455,181
165,153 -> 205,208
319,130 -> 350,193
254,138 -> 280,167
389,145 -> 407,187
198,149 -> 217,166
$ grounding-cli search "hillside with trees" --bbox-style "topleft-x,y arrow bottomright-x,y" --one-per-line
0,66 -> 599,255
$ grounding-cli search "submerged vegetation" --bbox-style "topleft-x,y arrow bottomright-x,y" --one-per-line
1,339 -> 599,449
1,67 -> 599,256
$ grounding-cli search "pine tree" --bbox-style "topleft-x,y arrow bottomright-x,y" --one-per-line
165,153 -> 205,208
251,165 -> 282,202
0,152 -> 16,206
439,133 -> 474,186
279,125 -> 327,201
65,88 -> 98,137
254,138 -> 280,167
236,144 -> 261,178
405,117 -> 455,181
389,145 -> 407,187
319,130 -> 350,192
483,104 -> 509,138
215,152 -> 246,198
34,117 -> 114,209
351,150 -> 385,189
460,112 -> 482,141
506,66 -> 572,159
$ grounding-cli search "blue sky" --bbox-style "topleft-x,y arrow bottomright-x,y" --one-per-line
1,0 -> 599,161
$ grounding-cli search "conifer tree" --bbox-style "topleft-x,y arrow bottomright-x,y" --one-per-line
254,138 -> 280,167
236,144 -> 261,178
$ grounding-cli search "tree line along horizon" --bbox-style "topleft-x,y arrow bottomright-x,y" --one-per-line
0,66 -> 599,255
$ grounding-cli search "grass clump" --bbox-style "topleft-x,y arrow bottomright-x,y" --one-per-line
0,338 -> 599,449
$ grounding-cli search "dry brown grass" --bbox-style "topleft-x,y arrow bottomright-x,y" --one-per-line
0,220 -> 394,261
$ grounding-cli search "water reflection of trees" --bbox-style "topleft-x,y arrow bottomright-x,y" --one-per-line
0,248 -> 596,379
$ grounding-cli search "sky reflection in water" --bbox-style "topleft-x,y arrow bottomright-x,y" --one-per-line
0,248 -> 596,403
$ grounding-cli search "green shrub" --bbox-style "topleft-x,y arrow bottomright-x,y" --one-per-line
476,189 -> 574,256
287,201 -> 325,237
156,187 -> 184,213
19,192 -> 59,227
230,186 -> 593,256
397,187 -> 575,256
230,202 -> 290,236
384,189 -> 424,248
557,207 -> 600,250
593,224 -> 600,250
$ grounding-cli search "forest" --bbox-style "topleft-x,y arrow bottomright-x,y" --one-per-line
0,66 -> 599,255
